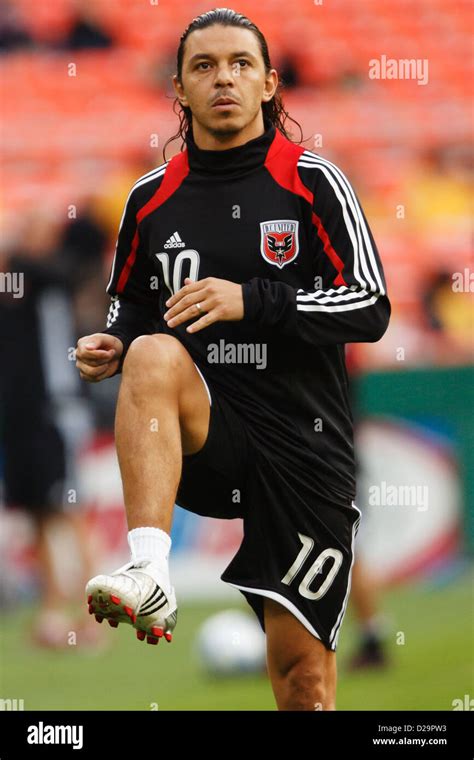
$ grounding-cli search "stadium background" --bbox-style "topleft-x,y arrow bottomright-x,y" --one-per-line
0,0 -> 472,710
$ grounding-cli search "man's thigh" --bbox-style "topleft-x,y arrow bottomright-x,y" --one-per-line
126,334 -> 212,457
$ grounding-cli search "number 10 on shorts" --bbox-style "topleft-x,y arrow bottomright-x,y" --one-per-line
281,532 -> 343,601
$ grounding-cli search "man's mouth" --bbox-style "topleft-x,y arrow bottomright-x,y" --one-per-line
212,98 -> 239,109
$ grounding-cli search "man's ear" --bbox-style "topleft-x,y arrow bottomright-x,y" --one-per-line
172,74 -> 188,106
262,69 -> 279,102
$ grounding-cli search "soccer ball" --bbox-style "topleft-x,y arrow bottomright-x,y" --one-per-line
194,609 -> 267,677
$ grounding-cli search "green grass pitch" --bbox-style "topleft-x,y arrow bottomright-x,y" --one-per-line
1,567 -> 472,711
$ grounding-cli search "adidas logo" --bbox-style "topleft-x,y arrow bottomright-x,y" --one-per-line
164,231 -> 186,249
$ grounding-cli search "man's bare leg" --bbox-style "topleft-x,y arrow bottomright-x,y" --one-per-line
85,333 -> 211,640
347,559 -> 388,669
264,597 -> 337,710
114,333 -> 212,532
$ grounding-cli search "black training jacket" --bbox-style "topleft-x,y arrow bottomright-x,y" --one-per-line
103,118 -> 391,502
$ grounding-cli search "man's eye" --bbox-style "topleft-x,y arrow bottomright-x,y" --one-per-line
237,60 -> 249,67
197,62 -> 211,70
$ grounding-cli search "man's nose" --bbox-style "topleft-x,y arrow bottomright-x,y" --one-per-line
214,65 -> 235,86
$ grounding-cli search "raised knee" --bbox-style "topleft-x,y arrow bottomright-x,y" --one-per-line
122,334 -> 187,386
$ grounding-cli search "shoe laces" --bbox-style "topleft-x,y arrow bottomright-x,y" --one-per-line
111,559 -> 163,614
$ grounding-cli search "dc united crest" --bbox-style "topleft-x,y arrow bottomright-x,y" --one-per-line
260,220 -> 299,269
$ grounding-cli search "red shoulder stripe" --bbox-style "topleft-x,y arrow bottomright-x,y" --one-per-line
117,152 -> 190,293
265,132 -> 347,287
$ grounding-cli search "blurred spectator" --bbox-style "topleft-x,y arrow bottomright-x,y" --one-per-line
347,560 -> 390,670
421,268 -> 474,364
0,210 -> 103,649
60,1 -> 114,51
345,345 -> 390,670
277,55 -> 301,89
60,202 -> 109,336
0,0 -> 33,53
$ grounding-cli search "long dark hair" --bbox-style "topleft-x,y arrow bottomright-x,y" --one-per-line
163,8 -> 304,160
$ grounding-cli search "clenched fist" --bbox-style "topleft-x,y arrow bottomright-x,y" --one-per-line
76,333 -> 123,383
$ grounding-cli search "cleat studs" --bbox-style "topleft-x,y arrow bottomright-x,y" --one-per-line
164,632 -> 172,642
151,626 -> 163,638
136,630 -> 146,641
95,615 -> 104,623
108,620 -> 119,628
131,614 -> 137,624
124,606 -> 134,618
88,605 -> 94,614
110,595 -> 121,605
87,595 -> 93,604
146,636 -> 158,645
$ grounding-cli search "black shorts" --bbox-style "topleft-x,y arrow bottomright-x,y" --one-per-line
176,367 -> 361,652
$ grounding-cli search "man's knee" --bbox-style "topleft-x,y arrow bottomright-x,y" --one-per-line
122,334 -> 190,388
284,656 -> 329,710
264,599 -> 336,710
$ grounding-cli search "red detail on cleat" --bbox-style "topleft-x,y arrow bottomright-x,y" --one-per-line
136,630 -> 146,641
108,620 -> 119,628
165,632 -> 172,642
124,606 -> 134,618
88,605 -> 95,614
87,595 -> 93,604
110,595 -> 121,605
95,615 -> 104,623
146,636 -> 158,645
151,626 -> 163,637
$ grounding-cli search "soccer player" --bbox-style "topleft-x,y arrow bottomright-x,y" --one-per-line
76,9 -> 391,710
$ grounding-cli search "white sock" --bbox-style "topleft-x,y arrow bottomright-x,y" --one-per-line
127,527 -> 172,572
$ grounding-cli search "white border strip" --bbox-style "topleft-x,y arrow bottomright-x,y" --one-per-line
193,362 -> 212,407
223,582 -> 324,643
329,500 -> 362,649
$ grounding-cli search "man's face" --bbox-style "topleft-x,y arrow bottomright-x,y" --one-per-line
173,25 -> 278,138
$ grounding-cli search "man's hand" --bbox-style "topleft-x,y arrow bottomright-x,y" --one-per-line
163,277 -> 244,334
76,333 -> 123,383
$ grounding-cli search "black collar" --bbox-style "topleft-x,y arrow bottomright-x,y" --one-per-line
185,118 -> 276,177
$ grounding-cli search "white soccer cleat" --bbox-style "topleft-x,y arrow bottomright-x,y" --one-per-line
85,560 -> 178,645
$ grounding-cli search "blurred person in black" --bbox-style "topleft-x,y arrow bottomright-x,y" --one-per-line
59,0 -> 114,51
0,209 -> 103,649
0,0 -> 33,54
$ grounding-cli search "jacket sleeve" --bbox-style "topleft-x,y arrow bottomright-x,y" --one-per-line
102,186 -> 160,373
241,160 -> 391,346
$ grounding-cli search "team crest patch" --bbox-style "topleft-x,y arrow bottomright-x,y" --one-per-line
260,220 -> 299,269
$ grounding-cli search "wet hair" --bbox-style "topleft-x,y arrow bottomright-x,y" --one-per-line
163,7 -> 303,159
